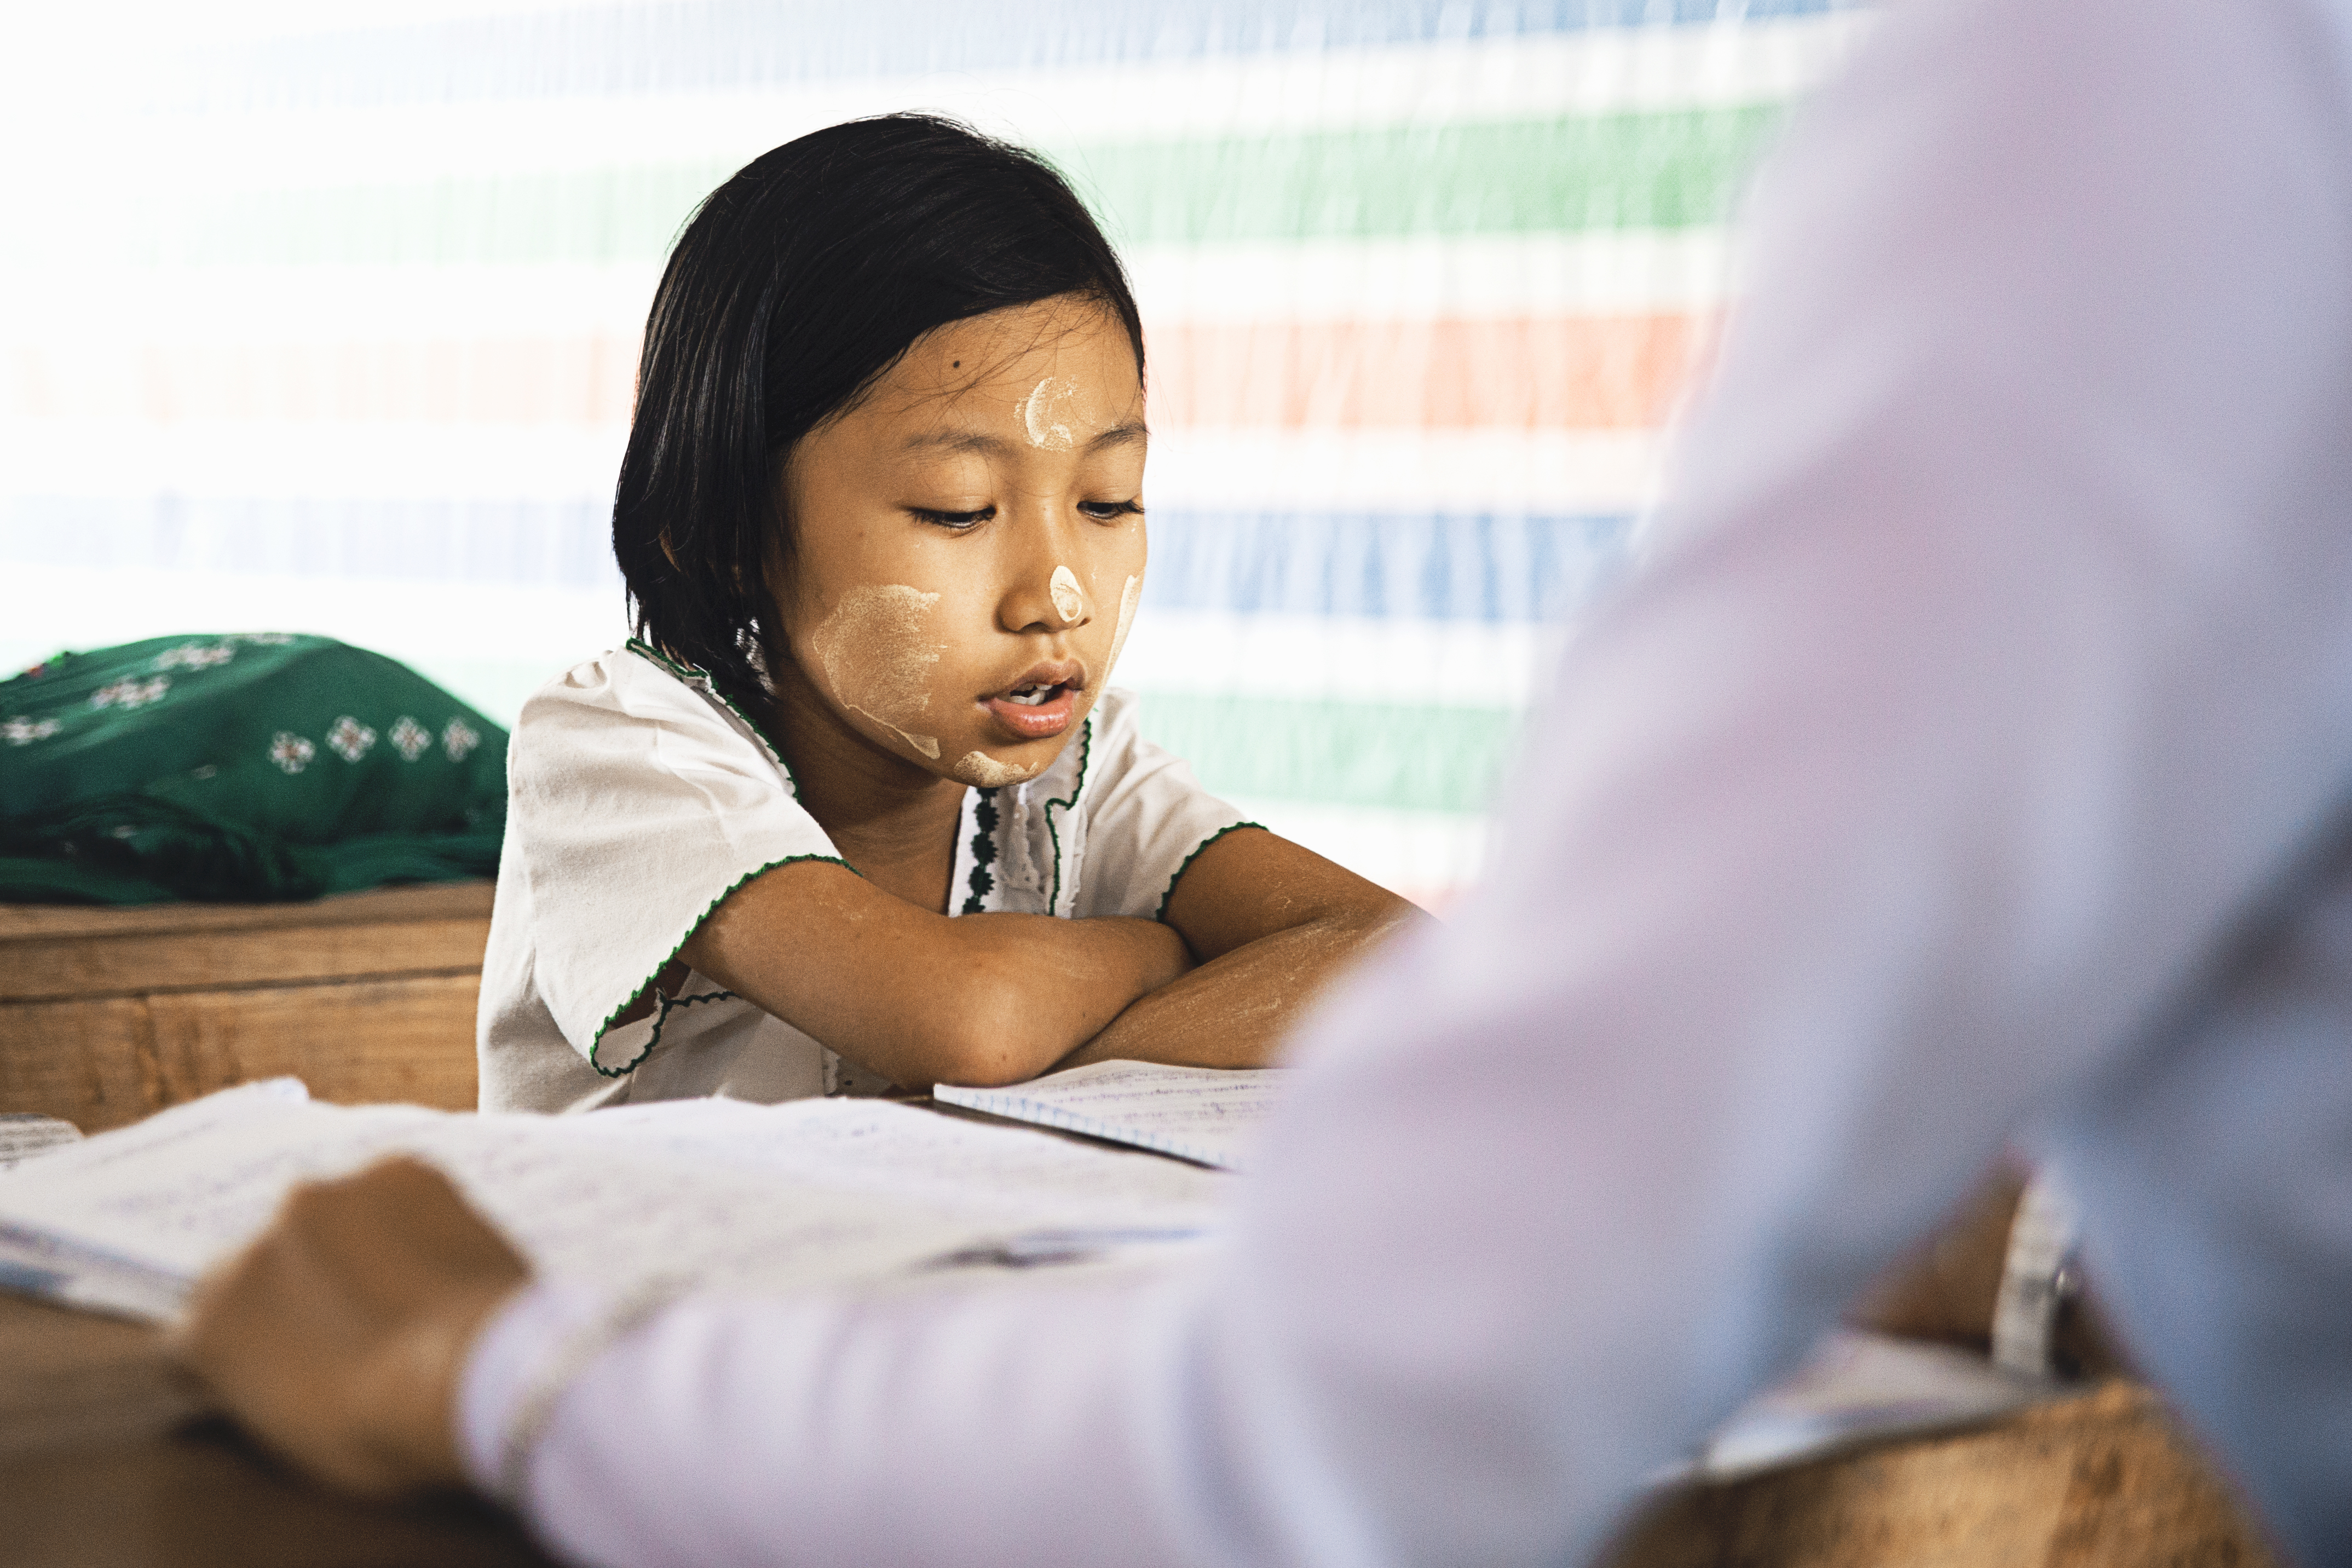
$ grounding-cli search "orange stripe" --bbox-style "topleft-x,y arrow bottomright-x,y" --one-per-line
1144,314 -> 1709,431
7,314 -> 1710,430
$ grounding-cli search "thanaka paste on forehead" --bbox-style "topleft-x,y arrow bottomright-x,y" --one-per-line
1018,377 -> 1082,451
807,584 -> 945,760
1049,564 -> 1087,624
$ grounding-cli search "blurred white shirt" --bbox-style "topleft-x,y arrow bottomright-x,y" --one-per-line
457,0 -> 2352,1562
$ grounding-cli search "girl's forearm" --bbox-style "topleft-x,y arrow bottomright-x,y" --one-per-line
884,912 -> 1191,1087
1058,909 -> 1408,1073
682,861 -> 1191,1091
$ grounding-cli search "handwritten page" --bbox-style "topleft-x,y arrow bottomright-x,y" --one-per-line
0,1114 -> 83,1170
0,1080 -> 1232,1323
933,1061 -> 1294,1171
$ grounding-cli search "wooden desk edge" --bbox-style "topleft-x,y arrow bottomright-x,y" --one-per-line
0,881 -> 497,944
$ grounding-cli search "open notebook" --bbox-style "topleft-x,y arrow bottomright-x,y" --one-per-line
933,1061 -> 1292,1171
0,1079 -> 1231,1324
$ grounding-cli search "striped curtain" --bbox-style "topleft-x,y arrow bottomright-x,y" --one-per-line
0,1 -> 1866,907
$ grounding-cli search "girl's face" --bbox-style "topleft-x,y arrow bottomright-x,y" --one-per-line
771,295 -> 1148,789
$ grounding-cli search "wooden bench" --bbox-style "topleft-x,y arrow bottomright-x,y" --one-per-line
0,883 -> 494,1132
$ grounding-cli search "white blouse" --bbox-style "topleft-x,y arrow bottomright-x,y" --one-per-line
476,641 -> 1252,1114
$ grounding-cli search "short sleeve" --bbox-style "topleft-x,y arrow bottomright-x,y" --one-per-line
499,648 -> 846,1070
1069,689 -> 1255,921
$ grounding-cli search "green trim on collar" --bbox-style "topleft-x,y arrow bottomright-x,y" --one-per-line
622,638 -> 795,791
624,636 -> 695,681
587,851 -> 861,1077
1153,821 -> 1266,924
1042,714 -> 1093,916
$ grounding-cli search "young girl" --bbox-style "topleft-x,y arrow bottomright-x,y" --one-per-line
478,114 -> 1421,1112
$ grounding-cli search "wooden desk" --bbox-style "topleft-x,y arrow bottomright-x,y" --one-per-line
1603,1380 -> 2278,1566
0,1293 -> 548,1568
2,1288 -> 2276,1568
0,883 -> 494,1133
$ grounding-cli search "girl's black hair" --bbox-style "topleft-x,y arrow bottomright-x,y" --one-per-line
613,113 -> 1145,704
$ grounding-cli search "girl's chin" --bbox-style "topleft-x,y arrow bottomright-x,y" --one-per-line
948,746 -> 1053,788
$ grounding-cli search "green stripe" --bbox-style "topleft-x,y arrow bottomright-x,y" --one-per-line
1137,693 -> 1521,815
407,660 -> 1523,814
139,107 -> 1781,269
158,163 -> 735,269
1060,107 -> 1785,246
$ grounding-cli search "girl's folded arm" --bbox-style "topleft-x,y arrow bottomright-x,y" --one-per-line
677,858 -> 1190,1090
1059,827 -> 1426,1071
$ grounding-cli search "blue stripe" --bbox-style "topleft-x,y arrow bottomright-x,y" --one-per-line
1,497 -> 623,591
1145,510 -> 1633,622
3,498 -> 1630,622
190,1 -> 1863,111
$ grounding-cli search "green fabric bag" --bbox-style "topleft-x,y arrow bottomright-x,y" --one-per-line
0,634 -> 508,904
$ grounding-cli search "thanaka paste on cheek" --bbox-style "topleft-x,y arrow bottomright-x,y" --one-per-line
1049,564 -> 1087,624
1104,573 -> 1141,678
806,585 -> 945,760
1018,377 -> 1082,450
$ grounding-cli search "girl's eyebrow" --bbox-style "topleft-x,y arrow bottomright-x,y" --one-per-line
904,430 -> 1005,454
901,421 -> 1148,455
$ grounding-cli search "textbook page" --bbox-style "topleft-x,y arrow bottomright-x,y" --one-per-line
0,1113 -> 82,1170
0,1080 -> 1231,1323
933,1061 -> 1294,1171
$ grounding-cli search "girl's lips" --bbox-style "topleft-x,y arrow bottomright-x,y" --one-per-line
983,684 -> 1079,740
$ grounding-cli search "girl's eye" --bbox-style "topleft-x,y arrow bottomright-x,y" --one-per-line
1079,499 -> 1144,522
913,506 -> 994,531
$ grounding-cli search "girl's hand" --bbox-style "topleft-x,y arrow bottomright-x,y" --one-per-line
1058,828 -> 1425,1073
172,1157 -> 530,1498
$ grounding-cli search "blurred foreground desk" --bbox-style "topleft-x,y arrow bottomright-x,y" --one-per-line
0,883 -> 494,1132
1,1290 -> 2275,1568
1,1293 -> 548,1568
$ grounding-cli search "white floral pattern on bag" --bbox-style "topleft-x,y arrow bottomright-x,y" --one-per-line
441,718 -> 480,763
152,641 -> 237,672
327,716 -> 377,763
390,716 -> 431,761
89,676 -> 171,710
3,717 -> 61,746
269,732 -> 316,774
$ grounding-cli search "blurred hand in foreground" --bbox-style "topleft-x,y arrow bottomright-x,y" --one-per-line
1851,1157 -> 2127,1379
172,1155 -> 530,1497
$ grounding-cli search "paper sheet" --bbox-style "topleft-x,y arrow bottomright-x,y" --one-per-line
932,1061 -> 1294,1171
0,1114 -> 83,1171
1682,1329 -> 2060,1482
0,1080 -> 1232,1322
